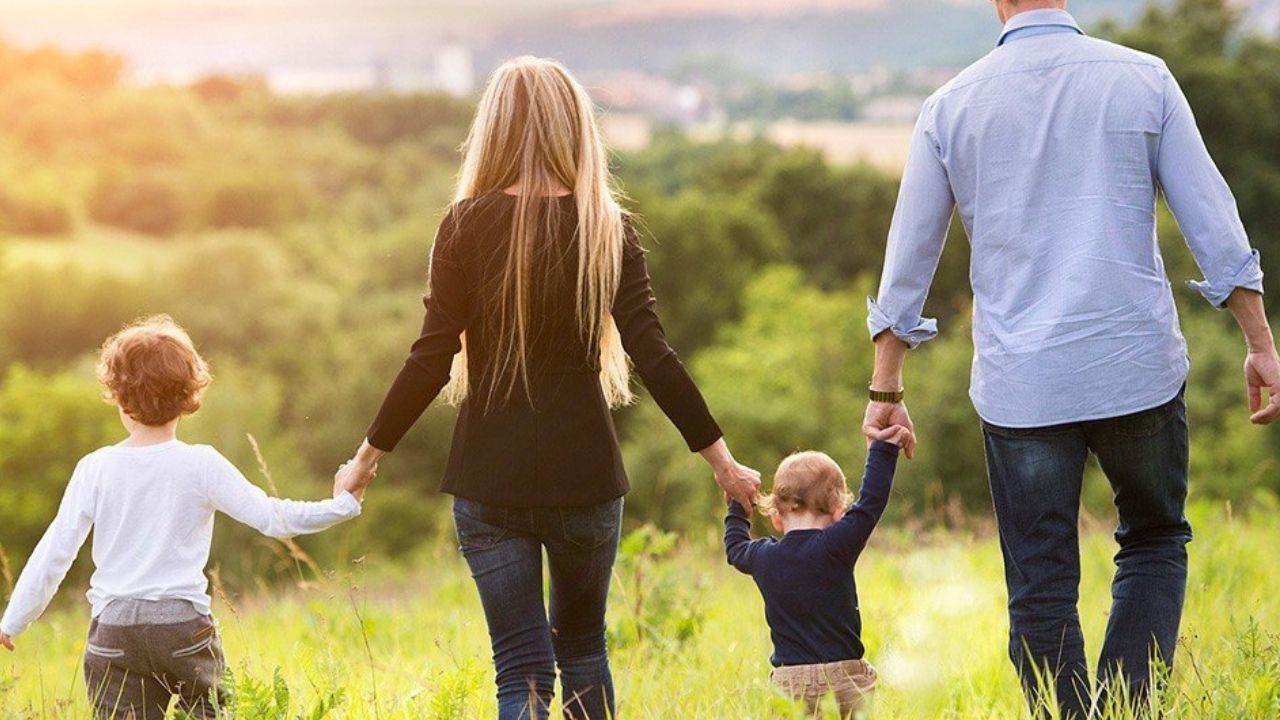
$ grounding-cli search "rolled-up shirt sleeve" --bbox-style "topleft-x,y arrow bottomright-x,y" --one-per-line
1157,69 -> 1263,308
867,100 -> 953,347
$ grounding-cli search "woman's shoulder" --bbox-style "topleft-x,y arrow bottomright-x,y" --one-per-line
439,193 -> 514,244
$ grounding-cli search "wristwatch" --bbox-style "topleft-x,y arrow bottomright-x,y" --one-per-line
868,386 -> 905,404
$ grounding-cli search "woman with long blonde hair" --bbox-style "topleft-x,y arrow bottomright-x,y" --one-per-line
341,57 -> 760,719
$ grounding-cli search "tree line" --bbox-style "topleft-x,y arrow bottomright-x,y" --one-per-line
0,0 -> 1276,595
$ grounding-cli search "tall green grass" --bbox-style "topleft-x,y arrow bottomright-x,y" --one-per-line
1,501 -> 1276,719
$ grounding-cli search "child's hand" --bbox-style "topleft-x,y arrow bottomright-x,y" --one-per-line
334,461 -> 376,501
0,632 -> 14,651
870,424 -> 914,449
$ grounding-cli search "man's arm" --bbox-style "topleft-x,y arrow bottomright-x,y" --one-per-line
1155,71 -> 1278,424
1226,289 -> 1280,424
864,99 -> 954,454
864,333 -> 916,458
1156,71 -> 1264,310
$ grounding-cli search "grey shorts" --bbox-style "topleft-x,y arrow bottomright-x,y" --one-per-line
84,599 -> 226,720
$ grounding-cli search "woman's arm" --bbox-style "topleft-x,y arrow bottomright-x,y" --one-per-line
613,224 -> 760,506
364,209 -> 469,454
204,450 -> 361,540
0,462 -> 95,642
612,225 -> 722,450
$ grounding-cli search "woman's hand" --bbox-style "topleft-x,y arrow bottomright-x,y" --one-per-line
0,632 -> 14,651
699,438 -> 762,509
334,462 -> 375,501
335,439 -> 385,501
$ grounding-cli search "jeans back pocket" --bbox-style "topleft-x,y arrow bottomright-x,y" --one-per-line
560,498 -> 623,550
453,498 -> 510,551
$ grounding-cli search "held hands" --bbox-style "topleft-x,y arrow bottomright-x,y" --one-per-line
1244,349 -> 1280,424
869,423 -> 914,448
863,400 -> 917,459
334,460 -> 377,502
334,439 -> 387,502
699,437 -> 762,509
0,632 -> 13,652
715,459 -> 763,510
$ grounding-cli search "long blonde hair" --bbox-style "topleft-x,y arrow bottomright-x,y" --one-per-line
441,56 -> 633,410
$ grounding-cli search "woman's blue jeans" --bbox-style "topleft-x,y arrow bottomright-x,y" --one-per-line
453,496 -> 623,720
983,389 -> 1191,719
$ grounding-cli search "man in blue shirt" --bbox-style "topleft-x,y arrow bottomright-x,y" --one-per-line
863,1 -> 1280,717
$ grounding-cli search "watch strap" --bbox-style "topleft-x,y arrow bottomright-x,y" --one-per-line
869,387 -> 904,403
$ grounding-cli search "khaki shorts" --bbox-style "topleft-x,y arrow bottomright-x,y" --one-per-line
83,602 -> 226,719
770,658 -> 878,719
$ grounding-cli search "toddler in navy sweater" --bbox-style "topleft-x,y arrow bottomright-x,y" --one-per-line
725,426 -> 909,718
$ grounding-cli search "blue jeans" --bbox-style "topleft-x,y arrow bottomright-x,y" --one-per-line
982,389 -> 1191,719
453,496 -> 623,720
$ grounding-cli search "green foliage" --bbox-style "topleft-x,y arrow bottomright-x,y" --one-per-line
4,505 -> 1278,718
222,667 -> 344,720
89,167 -> 190,236
2,0 -> 1280,597
609,525 -> 707,649
0,170 -> 72,235
632,187 -> 784,353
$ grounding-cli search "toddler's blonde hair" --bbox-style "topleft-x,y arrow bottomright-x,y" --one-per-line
758,451 -> 853,517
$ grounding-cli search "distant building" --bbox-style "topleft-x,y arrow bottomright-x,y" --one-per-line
433,41 -> 475,96
862,95 -> 926,123
591,71 -> 718,126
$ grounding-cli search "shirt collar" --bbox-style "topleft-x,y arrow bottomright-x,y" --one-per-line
997,8 -> 1085,46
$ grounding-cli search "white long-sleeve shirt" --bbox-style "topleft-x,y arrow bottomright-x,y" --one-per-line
0,439 -> 361,637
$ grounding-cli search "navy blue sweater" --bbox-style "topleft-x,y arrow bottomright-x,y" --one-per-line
725,441 -> 898,667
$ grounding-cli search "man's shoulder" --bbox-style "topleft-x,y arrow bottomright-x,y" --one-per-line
1077,35 -> 1169,71
929,36 -> 1170,105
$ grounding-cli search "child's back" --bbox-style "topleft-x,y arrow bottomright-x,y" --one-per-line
7,440 -> 359,630
728,515 -> 873,667
0,316 -> 368,720
725,438 -> 902,718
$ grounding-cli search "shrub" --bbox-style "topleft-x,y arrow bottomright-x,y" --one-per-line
0,184 -> 72,235
89,168 -> 189,236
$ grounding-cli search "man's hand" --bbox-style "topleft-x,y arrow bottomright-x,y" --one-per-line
863,400 -> 916,459
1226,289 -> 1280,424
335,460 -> 377,501
869,423 -> 914,448
1244,349 -> 1280,424
0,632 -> 14,651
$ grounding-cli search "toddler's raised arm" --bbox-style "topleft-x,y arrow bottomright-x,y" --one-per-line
822,440 -> 899,565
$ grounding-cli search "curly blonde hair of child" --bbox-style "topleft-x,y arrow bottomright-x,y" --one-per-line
757,451 -> 854,517
97,315 -> 211,426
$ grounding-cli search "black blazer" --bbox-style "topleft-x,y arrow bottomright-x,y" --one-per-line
366,193 -> 722,507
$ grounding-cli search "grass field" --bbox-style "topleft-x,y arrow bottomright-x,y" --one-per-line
1,502 -> 1277,719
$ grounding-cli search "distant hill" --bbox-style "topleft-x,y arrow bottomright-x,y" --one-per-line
3,0 -> 1275,89
479,0 -> 1160,77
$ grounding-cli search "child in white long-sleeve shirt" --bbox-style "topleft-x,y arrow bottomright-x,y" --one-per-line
0,315 -> 370,719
